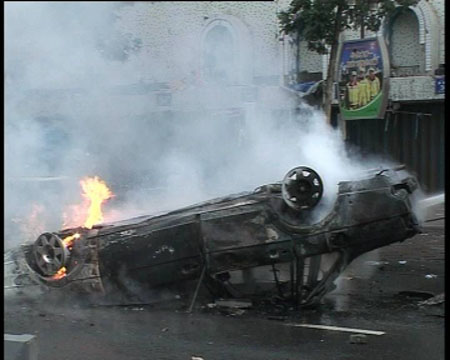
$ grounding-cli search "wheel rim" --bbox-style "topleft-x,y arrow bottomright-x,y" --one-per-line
33,233 -> 69,276
282,166 -> 323,211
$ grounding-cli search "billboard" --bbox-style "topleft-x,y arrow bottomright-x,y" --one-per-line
337,36 -> 390,120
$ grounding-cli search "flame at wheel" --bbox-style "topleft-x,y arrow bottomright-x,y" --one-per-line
32,176 -> 114,280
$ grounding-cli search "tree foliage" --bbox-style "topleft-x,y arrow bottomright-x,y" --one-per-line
278,0 -> 419,55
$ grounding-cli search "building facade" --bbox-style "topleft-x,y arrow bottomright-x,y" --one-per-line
348,0 -> 445,193
9,1 -> 444,192
108,1 -> 297,118
10,1 -> 299,186
284,0 -> 445,192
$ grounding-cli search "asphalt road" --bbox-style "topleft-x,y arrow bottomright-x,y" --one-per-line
4,222 -> 445,360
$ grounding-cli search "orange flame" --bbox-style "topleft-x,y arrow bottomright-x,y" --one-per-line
52,177 -> 113,280
81,176 -> 113,229
51,266 -> 67,280
47,234 -> 80,281
62,176 -> 114,230
62,232 -> 80,248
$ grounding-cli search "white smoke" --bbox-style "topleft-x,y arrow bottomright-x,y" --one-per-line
5,2 -> 389,250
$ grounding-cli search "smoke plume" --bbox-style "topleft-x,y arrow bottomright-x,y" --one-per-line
5,2 -> 388,250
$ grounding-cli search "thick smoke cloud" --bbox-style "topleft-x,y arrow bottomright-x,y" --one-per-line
5,2 -> 387,250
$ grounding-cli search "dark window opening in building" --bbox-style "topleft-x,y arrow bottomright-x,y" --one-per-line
203,25 -> 236,85
389,9 -> 424,76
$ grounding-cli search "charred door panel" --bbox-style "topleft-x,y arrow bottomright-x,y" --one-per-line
205,240 -> 295,274
200,206 -> 293,273
333,188 -> 412,226
97,220 -> 203,289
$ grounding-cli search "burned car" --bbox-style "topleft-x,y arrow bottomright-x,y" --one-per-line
5,165 -> 421,308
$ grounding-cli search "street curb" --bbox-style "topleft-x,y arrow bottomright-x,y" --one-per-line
4,334 -> 38,360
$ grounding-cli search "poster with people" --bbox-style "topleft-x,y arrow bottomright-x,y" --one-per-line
337,37 -> 389,120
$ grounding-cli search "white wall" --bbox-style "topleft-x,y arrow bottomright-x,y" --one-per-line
115,1 -> 283,84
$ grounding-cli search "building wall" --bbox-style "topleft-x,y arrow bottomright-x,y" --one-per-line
110,1 -> 445,115
389,76 -> 445,102
434,0 -> 445,65
390,9 -> 425,73
298,41 -> 323,75
16,1 -> 305,138
337,0 -> 445,193
294,0 -> 444,86
114,1 -> 283,84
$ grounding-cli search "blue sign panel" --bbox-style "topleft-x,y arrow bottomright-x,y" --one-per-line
435,76 -> 445,94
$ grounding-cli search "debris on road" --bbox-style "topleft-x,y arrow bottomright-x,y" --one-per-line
211,299 -> 252,316
365,261 -> 389,266
398,260 -> 407,265
425,274 -> 438,279
191,356 -> 204,360
215,299 -> 253,309
285,323 -> 385,336
349,334 -> 368,344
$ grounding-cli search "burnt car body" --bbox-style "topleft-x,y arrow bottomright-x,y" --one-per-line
5,166 -> 421,307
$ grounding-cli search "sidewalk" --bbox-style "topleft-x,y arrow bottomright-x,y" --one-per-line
423,201 -> 445,229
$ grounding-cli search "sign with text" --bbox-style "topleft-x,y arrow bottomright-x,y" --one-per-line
435,76 -> 445,94
337,37 -> 390,120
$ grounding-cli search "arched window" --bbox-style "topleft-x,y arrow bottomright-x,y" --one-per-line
203,25 -> 236,84
388,9 -> 424,76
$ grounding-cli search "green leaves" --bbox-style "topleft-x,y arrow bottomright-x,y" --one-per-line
278,0 -> 419,54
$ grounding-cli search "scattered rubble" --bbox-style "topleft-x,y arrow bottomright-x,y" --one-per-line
215,299 -> 252,309
425,274 -> 438,279
206,299 -> 252,316
365,261 -> 389,266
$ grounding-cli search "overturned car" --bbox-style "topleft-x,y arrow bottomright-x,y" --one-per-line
5,165 -> 421,307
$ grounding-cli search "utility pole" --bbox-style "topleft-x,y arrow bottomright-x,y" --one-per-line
360,13 -> 365,39
323,2 -> 343,124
